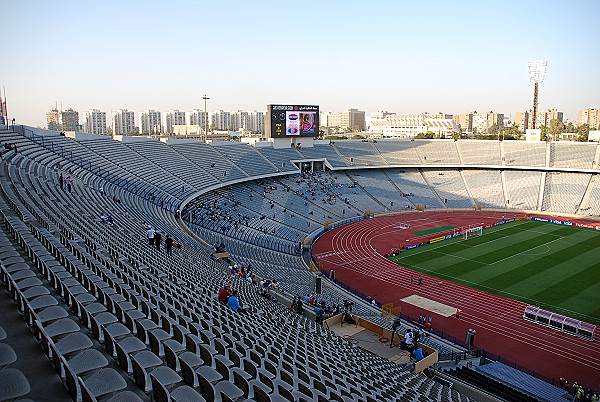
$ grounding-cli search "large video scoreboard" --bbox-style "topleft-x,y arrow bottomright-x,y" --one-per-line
266,104 -> 319,138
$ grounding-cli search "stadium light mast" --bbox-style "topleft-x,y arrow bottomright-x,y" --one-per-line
527,60 -> 548,129
202,94 -> 210,142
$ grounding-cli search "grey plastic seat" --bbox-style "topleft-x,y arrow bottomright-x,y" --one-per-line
28,295 -> 59,311
3,262 -> 30,274
106,390 -> 145,402
37,306 -> 69,324
22,285 -> 50,299
11,269 -> 36,282
104,323 -> 131,339
0,343 -> 18,367
55,332 -> 94,355
68,349 -> 109,375
80,368 -> 127,400
0,368 -> 31,400
44,318 -> 80,338
16,277 -> 43,290
171,385 -> 206,402
131,350 -> 163,392
0,326 -> 6,341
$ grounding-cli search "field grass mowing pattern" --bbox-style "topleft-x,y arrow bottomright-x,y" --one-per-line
388,221 -> 600,323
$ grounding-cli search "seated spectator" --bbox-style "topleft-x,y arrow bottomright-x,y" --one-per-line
218,285 -> 232,304
227,290 -> 241,311
413,347 -> 425,361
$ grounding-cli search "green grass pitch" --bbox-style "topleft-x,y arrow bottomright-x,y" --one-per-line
387,220 -> 600,324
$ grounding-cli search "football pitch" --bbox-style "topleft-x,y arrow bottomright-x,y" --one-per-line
387,220 -> 600,324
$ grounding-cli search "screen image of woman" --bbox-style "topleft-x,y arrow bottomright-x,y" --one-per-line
299,112 -> 315,135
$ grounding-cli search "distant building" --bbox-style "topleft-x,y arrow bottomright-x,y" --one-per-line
210,110 -> 231,131
189,109 -> 209,131
230,110 -> 249,131
469,111 -> 504,133
172,125 -> 201,137
46,108 -> 61,131
112,109 -> 136,135
322,109 -> 366,132
453,113 -> 473,132
538,108 -> 563,127
166,110 -> 186,134
577,108 -> 600,129
85,109 -> 107,135
369,112 -> 458,138
246,111 -> 264,133
141,110 -> 162,134
61,108 -> 79,132
515,111 -> 529,131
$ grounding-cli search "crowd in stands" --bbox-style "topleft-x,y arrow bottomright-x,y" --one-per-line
290,294 -> 343,324
559,378 -> 599,401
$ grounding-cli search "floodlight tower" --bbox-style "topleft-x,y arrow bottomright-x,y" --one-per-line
527,60 -> 548,129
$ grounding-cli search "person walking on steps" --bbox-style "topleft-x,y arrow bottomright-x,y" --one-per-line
146,226 -> 155,246
165,235 -> 174,255
154,231 -> 162,251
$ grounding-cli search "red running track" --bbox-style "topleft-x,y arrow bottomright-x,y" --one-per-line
312,210 -> 600,388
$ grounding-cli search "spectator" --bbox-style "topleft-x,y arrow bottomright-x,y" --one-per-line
154,231 -> 162,251
314,305 -> 324,324
165,235 -> 174,255
296,298 -> 304,315
59,172 -> 63,190
65,176 -> 73,192
146,226 -> 155,246
413,347 -> 424,361
218,285 -> 232,304
227,290 -> 242,312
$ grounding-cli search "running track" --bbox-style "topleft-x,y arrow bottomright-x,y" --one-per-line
312,211 -> 600,388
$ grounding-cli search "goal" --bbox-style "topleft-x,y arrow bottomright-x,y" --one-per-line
462,226 -> 483,240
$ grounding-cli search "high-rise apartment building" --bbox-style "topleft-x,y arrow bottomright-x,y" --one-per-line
141,110 -> 162,134
46,108 -> 61,131
166,110 -> 186,134
230,110 -> 249,131
453,113 -> 473,132
210,110 -> 231,131
515,108 -> 563,130
189,109 -> 209,131
322,109 -> 366,132
61,108 -> 79,131
85,109 -> 107,135
246,111 -> 264,133
47,107 -> 80,132
112,109 -> 136,135
469,111 -> 504,133
577,108 -> 600,129
515,111 -> 529,131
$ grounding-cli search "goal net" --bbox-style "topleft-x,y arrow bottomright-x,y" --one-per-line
462,226 -> 483,240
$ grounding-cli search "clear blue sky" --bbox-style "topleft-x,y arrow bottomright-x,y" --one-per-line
2,0 -> 599,126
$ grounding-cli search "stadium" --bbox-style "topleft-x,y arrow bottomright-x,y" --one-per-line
0,121 -> 599,402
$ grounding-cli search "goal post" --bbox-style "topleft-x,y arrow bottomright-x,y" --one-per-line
463,226 -> 483,240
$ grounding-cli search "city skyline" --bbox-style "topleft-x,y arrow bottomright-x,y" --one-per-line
3,0 -> 600,127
